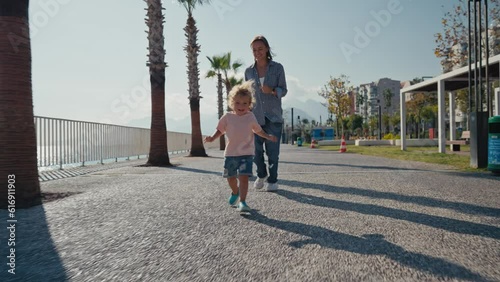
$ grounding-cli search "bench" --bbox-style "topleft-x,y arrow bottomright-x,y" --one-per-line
446,131 -> 470,151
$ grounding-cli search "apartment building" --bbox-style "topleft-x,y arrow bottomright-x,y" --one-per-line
354,78 -> 401,121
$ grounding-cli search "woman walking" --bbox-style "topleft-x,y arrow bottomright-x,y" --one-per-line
244,35 -> 288,192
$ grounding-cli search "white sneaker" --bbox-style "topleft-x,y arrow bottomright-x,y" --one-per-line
237,201 -> 251,212
254,177 -> 267,190
265,182 -> 278,192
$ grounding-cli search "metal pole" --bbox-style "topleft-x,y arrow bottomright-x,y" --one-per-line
298,116 -> 301,140
485,0 -> 491,116
282,124 -> 286,144
377,99 -> 382,140
100,124 -> 104,164
82,122 -> 86,167
59,119 -> 63,170
474,0 -> 479,113
291,108 -> 294,145
468,0 -> 472,130
479,1 -> 483,112
336,117 -> 339,138
34,117 -> 39,167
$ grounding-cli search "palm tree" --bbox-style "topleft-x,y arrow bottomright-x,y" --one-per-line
206,55 -> 225,150
227,75 -> 243,89
382,88 -> 393,112
368,116 -> 378,137
390,111 -> 401,134
0,0 -> 41,208
221,52 -> 243,112
145,0 -> 171,166
179,0 -> 210,157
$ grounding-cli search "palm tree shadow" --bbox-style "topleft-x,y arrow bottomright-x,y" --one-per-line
205,155 -> 224,160
275,189 -> 500,240
279,160 -> 430,172
169,165 -> 222,177
278,179 -> 500,217
0,205 -> 68,281
244,211 -> 489,281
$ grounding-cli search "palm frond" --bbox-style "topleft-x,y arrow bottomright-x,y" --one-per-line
206,70 -> 216,78
177,0 -> 211,13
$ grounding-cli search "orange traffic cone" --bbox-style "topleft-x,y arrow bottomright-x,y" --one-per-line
339,135 -> 347,153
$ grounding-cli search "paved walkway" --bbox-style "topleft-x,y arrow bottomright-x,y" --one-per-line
1,145 -> 500,281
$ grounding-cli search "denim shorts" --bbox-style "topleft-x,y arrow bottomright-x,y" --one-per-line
223,155 -> 254,178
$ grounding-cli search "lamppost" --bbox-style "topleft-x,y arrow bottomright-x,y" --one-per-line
282,123 -> 286,144
291,108 -> 294,145
468,0 -> 490,168
377,99 -> 382,140
297,115 -> 301,140
336,117 -> 339,139
359,86 -> 368,124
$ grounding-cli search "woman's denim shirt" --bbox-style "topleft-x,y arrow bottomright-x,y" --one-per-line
244,60 -> 288,125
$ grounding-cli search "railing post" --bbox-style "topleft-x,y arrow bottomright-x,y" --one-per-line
34,117 -> 39,167
59,119 -> 63,170
127,128 -> 130,161
100,123 -> 104,165
43,118 -> 46,167
82,122 -> 85,167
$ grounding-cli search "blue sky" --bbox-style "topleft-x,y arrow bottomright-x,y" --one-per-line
29,0 -> 455,134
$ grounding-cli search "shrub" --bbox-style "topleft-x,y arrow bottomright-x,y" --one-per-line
382,133 -> 399,140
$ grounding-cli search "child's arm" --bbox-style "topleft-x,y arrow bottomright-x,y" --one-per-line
255,129 -> 277,142
204,130 -> 223,143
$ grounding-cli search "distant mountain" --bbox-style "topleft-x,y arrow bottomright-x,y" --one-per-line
284,107 -> 314,125
282,98 -> 329,126
127,98 -> 329,134
126,116 -> 150,129
127,112 -> 219,135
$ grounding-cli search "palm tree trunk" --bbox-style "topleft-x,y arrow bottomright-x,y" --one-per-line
185,12 -> 206,157
217,73 -> 225,150
147,70 -> 171,166
145,0 -> 171,166
0,0 -> 41,208
224,81 -> 232,113
189,98 -> 207,156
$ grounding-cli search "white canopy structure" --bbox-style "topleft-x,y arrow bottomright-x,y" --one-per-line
399,54 -> 500,153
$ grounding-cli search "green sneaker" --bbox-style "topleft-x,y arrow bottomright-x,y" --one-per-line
228,192 -> 239,206
237,201 -> 251,212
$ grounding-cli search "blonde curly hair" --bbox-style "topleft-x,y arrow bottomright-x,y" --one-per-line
227,80 -> 256,110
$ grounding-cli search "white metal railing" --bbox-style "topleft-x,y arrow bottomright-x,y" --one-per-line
35,116 -> 217,169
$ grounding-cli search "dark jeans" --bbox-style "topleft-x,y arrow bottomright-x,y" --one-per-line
254,120 -> 282,183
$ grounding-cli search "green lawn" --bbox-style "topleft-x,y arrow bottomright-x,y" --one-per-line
315,144 -> 479,171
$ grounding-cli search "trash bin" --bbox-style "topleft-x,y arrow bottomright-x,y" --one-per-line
297,137 -> 302,147
488,116 -> 500,173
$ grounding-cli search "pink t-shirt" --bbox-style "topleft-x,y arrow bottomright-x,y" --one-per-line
216,112 -> 263,157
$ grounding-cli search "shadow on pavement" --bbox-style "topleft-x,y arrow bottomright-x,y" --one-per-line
280,160 -> 433,172
280,157 -> 500,181
279,179 -> 500,218
0,205 -> 68,281
274,189 -> 500,240
169,166 -> 222,177
244,211 -> 488,281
